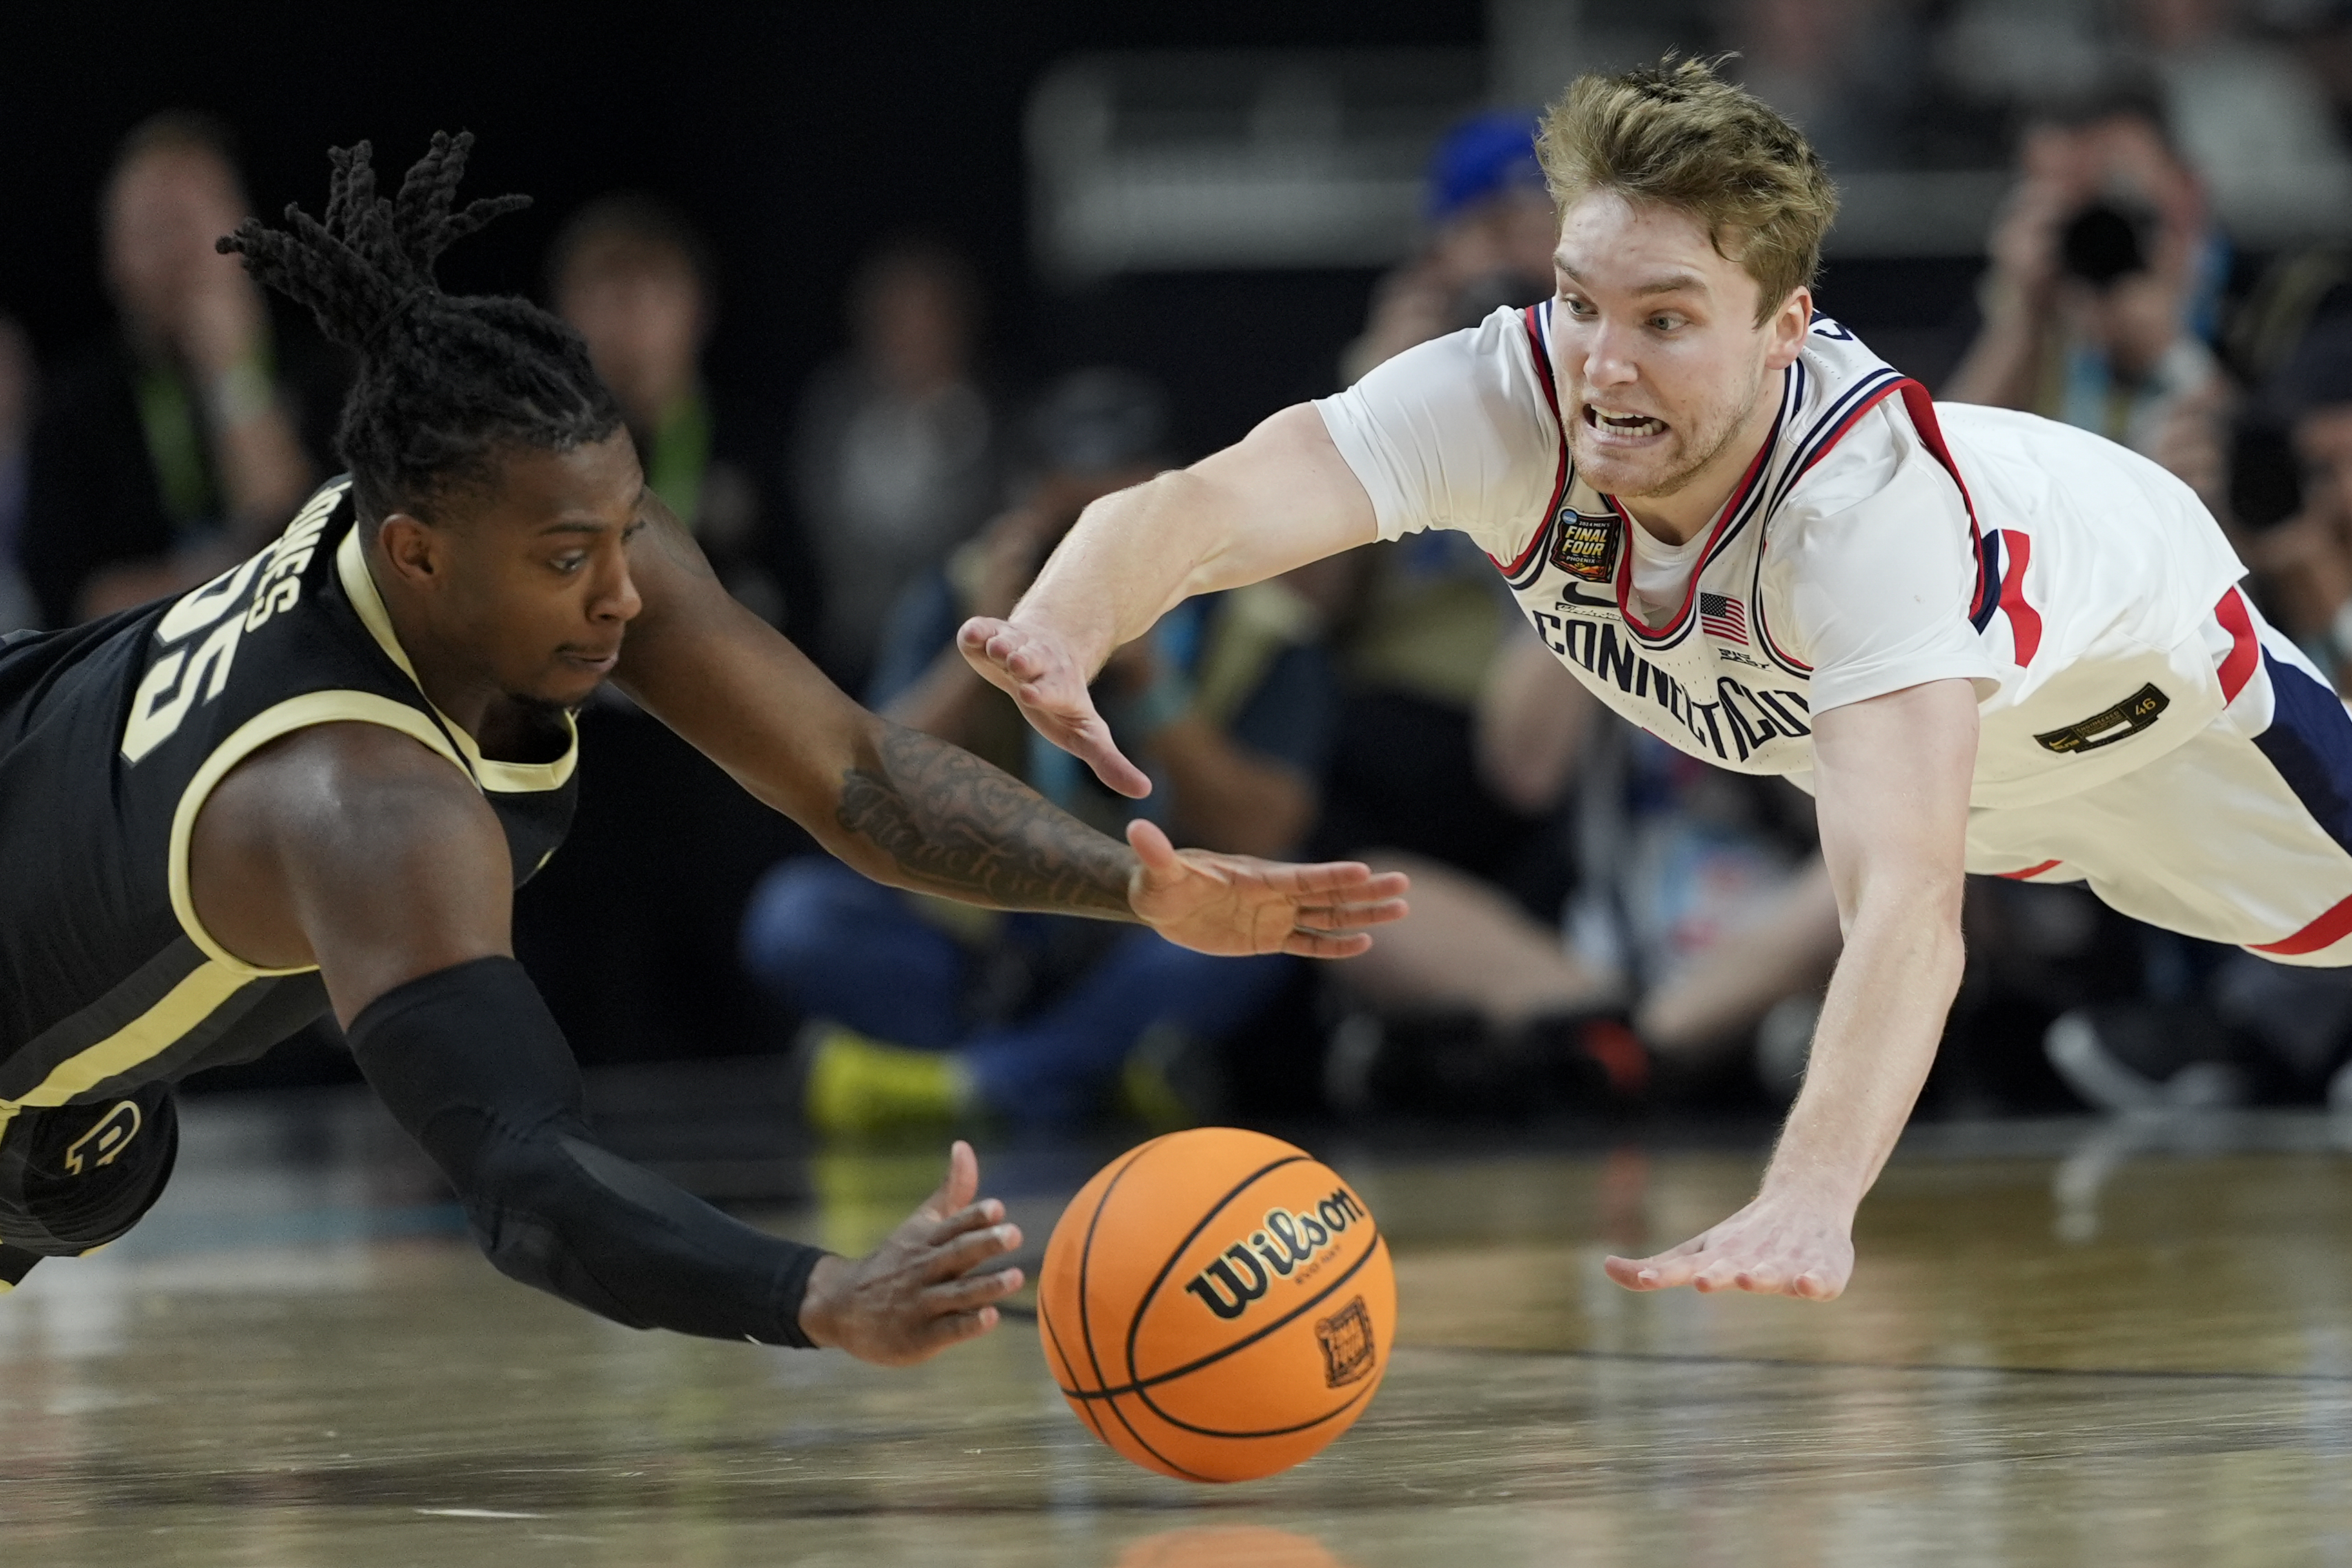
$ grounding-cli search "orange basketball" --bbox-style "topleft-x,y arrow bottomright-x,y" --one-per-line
1037,1127 -> 1396,1482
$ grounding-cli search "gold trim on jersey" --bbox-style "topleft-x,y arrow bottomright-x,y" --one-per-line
0,962 -> 251,1145
166,691 -> 472,976
335,528 -> 580,794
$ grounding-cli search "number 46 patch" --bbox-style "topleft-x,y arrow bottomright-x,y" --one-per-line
119,482 -> 346,763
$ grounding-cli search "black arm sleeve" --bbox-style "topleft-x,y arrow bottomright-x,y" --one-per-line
346,956 -> 825,1345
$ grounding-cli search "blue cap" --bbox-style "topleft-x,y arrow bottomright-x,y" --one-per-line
1427,110 -> 1545,226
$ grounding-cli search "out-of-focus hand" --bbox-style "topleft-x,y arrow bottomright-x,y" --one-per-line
1124,818 -> 1409,959
179,262 -> 270,380
968,507 -> 1062,621
958,614 -> 1153,798
1603,1188 -> 1854,1301
796,1141 -> 1025,1366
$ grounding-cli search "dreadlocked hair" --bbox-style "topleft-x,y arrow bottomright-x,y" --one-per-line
217,131 -> 622,529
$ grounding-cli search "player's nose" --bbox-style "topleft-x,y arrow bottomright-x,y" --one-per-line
591,551 -> 645,624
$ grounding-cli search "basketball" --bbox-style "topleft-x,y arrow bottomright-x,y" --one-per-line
1037,1127 -> 1396,1482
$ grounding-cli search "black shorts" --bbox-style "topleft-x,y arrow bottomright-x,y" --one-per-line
0,1082 -> 179,1257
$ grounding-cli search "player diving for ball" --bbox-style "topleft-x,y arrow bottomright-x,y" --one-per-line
963,58 -> 2352,1302
0,135 -> 1408,1360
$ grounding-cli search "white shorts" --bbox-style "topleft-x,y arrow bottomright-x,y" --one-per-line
1967,589 -> 2352,966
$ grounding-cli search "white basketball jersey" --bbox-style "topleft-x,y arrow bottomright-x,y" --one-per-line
1317,304 -> 2248,810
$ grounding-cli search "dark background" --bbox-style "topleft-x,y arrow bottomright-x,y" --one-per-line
3,2 -> 1496,454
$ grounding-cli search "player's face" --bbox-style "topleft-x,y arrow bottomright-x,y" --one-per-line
435,433 -> 649,710
1550,192 -> 1810,533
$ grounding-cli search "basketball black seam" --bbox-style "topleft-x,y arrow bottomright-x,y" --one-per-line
1072,1136 -> 1211,1482
1074,1139 -> 1150,1396
1130,1366 -> 1381,1442
1062,1228 -> 1386,1400
1037,1300 -> 1110,1445
1121,1153 -> 1311,1387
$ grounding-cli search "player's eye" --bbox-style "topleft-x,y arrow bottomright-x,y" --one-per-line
552,553 -> 587,575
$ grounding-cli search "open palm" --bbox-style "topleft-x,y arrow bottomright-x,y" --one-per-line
1124,819 -> 1409,958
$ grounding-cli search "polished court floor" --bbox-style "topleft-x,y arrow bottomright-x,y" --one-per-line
9,1090 -> 2352,1565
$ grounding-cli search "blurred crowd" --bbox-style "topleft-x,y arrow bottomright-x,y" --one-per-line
11,1 -> 2352,1135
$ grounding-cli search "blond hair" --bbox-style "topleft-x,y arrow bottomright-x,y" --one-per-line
1536,57 -> 1839,324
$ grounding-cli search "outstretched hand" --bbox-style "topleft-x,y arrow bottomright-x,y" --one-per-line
1603,1188 -> 1854,1301
1125,818 -> 1409,959
958,615 -> 1151,799
796,1141 -> 1025,1365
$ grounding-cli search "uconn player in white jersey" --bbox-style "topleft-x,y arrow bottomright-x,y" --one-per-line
960,60 -> 2352,1303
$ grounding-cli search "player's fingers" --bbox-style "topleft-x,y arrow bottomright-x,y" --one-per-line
920,1197 -> 1006,1247
1604,1255 -> 1678,1291
1282,929 -> 1375,959
1793,1270 -> 1843,1301
942,1140 -> 979,1214
923,1264 -> 1025,1313
1735,1263 -> 1787,1295
922,1222 -> 1022,1281
1253,861 -> 1413,899
1071,731 -> 1150,799
1126,816 -> 1188,872
1690,1257 -> 1745,1294
918,1304 -> 1002,1355
1291,897 -> 1412,932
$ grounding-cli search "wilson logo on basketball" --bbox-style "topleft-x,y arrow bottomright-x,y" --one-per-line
1182,1186 -> 1367,1320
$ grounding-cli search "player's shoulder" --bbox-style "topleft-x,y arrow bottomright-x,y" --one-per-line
205,720 -> 496,867
1342,303 -> 1545,398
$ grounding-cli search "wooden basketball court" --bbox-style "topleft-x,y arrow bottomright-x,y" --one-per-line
7,1091 -> 2352,1565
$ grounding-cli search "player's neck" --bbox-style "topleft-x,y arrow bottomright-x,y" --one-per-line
373,576 -> 557,761
1618,391 -> 1779,548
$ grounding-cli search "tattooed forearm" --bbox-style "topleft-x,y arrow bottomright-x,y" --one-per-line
835,725 -> 1136,917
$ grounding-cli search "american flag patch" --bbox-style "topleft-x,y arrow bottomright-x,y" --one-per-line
1700,592 -> 1747,644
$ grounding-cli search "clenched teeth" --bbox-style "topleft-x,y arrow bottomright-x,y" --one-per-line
1585,405 -> 1666,437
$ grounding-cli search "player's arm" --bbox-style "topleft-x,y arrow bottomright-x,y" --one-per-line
186,723 -> 1023,1363
1604,678 -> 1977,1300
614,496 -> 1404,959
958,404 -> 1379,798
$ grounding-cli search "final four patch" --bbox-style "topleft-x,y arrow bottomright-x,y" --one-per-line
1549,507 -> 1622,584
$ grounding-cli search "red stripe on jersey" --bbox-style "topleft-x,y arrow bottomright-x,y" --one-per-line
1494,304 -> 1569,580
1998,529 -> 2044,666
2216,586 -> 2259,703
1615,435 -> 1773,640
1998,859 -> 2063,880
1892,384 -> 1992,623
2253,890 -> 2352,957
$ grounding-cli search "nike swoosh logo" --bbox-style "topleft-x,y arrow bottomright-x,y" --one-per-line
1556,586 -> 1615,609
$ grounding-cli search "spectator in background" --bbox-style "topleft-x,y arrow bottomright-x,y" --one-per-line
2124,0 -> 2352,235
1318,112 -> 1560,895
745,371 -> 1341,1133
1943,88 -> 2233,516
2242,319 -> 2352,685
1327,629 -> 1843,1116
549,194 -> 810,638
794,241 -> 997,693
512,195 -> 813,1068
1721,0 -> 1976,171
22,113 -> 315,627
0,318 -> 35,635
1343,111 -> 1556,386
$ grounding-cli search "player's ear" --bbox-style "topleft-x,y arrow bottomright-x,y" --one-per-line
376,513 -> 445,587
1763,286 -> 1812,369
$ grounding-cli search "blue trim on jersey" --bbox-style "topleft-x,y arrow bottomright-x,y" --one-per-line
1969,529 -> 2006,636
2253,651 -> 2352,859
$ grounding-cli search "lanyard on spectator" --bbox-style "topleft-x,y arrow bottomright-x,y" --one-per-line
645,387 -> 712,530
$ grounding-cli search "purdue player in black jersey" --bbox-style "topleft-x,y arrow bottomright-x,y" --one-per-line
0,135 -> 1407,1364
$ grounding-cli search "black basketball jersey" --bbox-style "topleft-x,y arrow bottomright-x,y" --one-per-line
0,477 -> 578,1129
